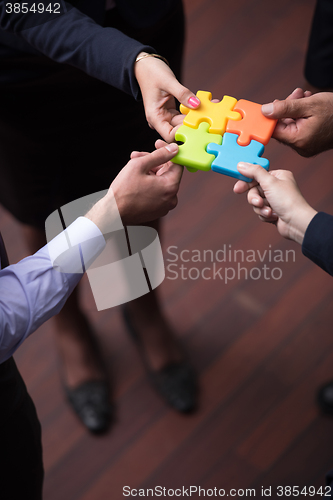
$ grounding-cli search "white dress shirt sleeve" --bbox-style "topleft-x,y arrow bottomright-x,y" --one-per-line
0,217 -> 106,363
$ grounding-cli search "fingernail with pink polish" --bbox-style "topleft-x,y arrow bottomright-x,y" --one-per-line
188,96 -> 200,108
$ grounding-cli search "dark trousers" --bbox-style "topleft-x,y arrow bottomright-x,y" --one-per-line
305,0 -> 333,88
0,358 -> 44,500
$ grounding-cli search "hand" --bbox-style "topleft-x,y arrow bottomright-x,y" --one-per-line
134,52 -> 200,142
109,142 -> 183,225
261,88 -> 333,156
233,162 -> 317,244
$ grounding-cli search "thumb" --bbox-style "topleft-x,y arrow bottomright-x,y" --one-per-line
167,78 -> 200,109
159,160 -> 184,184
237,162 -> 274,190
136,143 -> 179,174
261,98 -> 308,120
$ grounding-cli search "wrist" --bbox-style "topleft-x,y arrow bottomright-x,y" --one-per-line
289,205 -> 317,245
85,191 -> 123,237
134,51 -> 171,82
135,52 -> 169,66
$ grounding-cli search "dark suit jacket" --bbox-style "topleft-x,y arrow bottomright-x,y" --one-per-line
0,0 -> 178,97
302,212 -> 333,276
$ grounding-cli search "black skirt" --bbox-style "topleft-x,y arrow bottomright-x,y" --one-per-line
0,3 -> 184,229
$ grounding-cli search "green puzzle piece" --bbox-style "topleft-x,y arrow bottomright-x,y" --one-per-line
172,122 -> 222,172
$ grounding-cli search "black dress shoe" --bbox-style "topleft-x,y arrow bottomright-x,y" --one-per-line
317,381 -> 333,415
65,380 -> 113,434
148,362 -> 197,413
122,305 -> 197,413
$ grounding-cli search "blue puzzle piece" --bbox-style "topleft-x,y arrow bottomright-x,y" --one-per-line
207,132 -> 270,182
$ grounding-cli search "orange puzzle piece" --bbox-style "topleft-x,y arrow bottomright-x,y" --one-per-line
179,90 -> 241,135
226,99 -> 277,146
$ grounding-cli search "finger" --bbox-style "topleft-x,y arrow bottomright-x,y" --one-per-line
159,161 -> 184,184
233,178 -> 258,194
153,158 -> 177,176
253,206 -> 268,217
237,162 -> 274,189
261,96 -> 310,120
170,113 -> 185,128
254,205 -> 277,221
153,163 -> 170,176
155,120 -> 177,143
155,139 -> 168,149
286,87 -> 306,100
272,120 -> 291,139
258,214 -> 278,224
135,143 -> 179,173
166,79 -> 200,109
280,118 -> 295,125
247,186 -> 265,207
130,151 -> 149,159
259,205 -> 273,218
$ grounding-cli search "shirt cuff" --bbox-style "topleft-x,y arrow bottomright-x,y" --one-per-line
47,216 -> 106,274
302,212 -> 333,276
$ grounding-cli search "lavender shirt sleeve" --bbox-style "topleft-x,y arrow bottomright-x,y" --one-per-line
0,217 -> 105,363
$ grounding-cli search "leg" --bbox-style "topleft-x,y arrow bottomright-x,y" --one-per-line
124,219 -> 181,371
21,224 -> 112,432
53,288 -> 105,388
125,286 -> 182,371
305,0 -> 333,90
123,219 -> 197,412
1,358 -> 44,500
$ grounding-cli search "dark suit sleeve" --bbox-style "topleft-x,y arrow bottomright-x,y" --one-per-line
0,0 -> 154,98
302,212 -> 333,276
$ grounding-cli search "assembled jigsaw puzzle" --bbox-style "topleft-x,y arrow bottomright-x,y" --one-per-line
172,90 -> 277,182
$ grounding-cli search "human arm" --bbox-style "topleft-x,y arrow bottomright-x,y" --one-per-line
0,0 -> 153,97
302,212 -> 333,276
0,217 -> 102,363
0,143 -> 183,362
0,1 -> 199,139
86,141 -> 183,228
134,52 -> 200,142
233,163 -> 333,276
233,162 -> 317,243
261,88 -> 333,156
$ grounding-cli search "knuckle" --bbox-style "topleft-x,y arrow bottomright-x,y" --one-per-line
178,87 -> 189,103
280,101 -> 290,115
165,182 -> 178,197
160,208 -> 169,218
130,157 -> 141,168
169,197 -> 178,209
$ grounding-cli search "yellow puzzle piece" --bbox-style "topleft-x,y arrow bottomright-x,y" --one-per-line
180,90 -> 242,135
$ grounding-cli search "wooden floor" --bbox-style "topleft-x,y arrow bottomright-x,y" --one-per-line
2,0 -> 333,498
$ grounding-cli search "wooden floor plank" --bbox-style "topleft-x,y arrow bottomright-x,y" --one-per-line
3,0 -> 333,497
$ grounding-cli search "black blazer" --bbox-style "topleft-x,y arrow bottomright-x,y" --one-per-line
0,0 -> 178,97
302,212 -> 333,276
